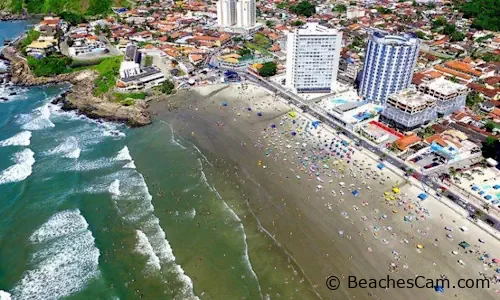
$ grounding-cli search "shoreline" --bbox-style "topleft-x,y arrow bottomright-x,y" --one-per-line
149,83 -> 500,299
0,34 -> 151,127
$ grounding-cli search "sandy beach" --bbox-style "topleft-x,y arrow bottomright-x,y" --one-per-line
149,83 -> 500,300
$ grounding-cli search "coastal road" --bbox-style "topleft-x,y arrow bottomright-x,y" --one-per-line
240,70 -> 500,234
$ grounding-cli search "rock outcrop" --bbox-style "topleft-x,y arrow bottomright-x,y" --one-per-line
1,46 -> 151,127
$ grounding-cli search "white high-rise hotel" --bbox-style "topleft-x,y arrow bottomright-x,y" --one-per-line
217,0 -> 255,28
217,0 -> 236,27
285,23 -> 342,93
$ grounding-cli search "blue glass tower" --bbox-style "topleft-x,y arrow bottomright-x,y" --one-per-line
359,31 -> 420,104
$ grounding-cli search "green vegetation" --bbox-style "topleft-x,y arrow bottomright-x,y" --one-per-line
28,55 -> 73,77
417,126 -> 436,139
348,36 -> 365,49
258,62 -> 277,77
480,53 -> 500,62
20,29 -> 40,53
238,48 -> 252,56
375,6 -> 392,14
415,30 -> 427,40
290,1 -> 315,17
450,31 -> 466,42
466,92 -> 483,108
460,0 -> 500,32
232,36 -> 243,43
160,79 -> 175,95
59,11 -> 86,25
87,0 -> 112,16
432,16 -> 447,29
482,137 -> 500,163
485,121 -> 500,132
475,34 -> 495,43
277,1 -> 288,9
8,0 -> 115,15
333,4 -> 347,13
265,20 -> 275,28
291,20 -> 304,27
112,92 -> 146,106
88,56 -> 122,96
245,33 -> 272,56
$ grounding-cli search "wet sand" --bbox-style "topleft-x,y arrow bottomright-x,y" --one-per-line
149,83 -> 500,300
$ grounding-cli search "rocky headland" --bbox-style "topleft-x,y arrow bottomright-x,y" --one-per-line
0,46 -> 151,127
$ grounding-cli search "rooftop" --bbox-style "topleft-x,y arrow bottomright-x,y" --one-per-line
421,77 -> 467,95
388,89 -> 436,108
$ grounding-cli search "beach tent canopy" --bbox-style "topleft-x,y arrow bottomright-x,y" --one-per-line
288,111 -> 296,118
472,186 -> 479,191
222,101 -> 228,106
257,112 -> 262,116
485,195 -> 492,200
377,163 -> 385,169
458,241 -> 470,249
312,121 -> 320,129
494,185 -> 500,190
493,258 -> 500,263
435,286 -> 444,293
352,190 -> 359,196
392,187 -> 400,194
418,193 -> 428,200
479,191 -> 485,195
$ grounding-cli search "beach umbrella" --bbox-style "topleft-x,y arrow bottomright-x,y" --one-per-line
493,258 -> 500,263
416,244 -> 424,249
384,192 -> 390,196
222,101 -> 228,106
257,112 -> 263,117
271,124 -> 276,128
392,187 -> 400,194
434,286 -> 444,293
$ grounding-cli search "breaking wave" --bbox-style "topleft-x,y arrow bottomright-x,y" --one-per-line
0,131 -> 31,147
0,148 -> 35,184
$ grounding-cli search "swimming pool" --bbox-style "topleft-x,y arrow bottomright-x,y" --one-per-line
331,99 -> 348,105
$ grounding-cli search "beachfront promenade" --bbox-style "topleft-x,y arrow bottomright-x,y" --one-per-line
241,70 -> 500,236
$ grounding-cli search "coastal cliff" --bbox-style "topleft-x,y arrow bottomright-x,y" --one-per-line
1,46 -> 151,127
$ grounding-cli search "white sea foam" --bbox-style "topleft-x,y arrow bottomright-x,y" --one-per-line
0,131 -> 31,147
13,210 -> 100,300
164,121 -> 187,150
46,137 -> 81,159
135,230 -> 161,272
239,224 -> 262,298
186,208 -> 196,219
115,146 -> 132,161
21,104 -> 55,130
108,179 -> 121,197
0,148 -> 35,184
0,290 -> 11,300
72,158 -> 114,172
111,170 -> 199,299
123,160 -> 136,169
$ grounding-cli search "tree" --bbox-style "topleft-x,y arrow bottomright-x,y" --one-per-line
291,20 -> 304,27
482,137 -> 500,163
450,31 -> 465,42
59,11 -> 86,26
432,16 -> 447,28
94,24 -> 102,36
449,167 -> 457,178
266,20 -> 275,28
442,23 -> 456,35
87,0 -> 112,16
160,79 -> 175,94
291,1 -> 315,17
460,0 -> 500,31
333,4 -> 347,13
258,62 -> 277,77
485,121 -> 500,132
466,92 -> 482,108
449,76 -> 460,83
238,48 -> 252,56
415,31 -> 427,39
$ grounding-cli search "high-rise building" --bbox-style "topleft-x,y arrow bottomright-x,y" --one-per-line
359,31 -> 420,104
417,77 -> 468,116
285,23 -> 342,93
380,89 -> 437,131
217,0 -> 237,27
236,0 -> 256,28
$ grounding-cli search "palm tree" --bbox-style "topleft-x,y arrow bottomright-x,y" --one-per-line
449,167 -> 457,178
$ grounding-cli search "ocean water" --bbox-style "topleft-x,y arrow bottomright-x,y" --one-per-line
0,21 -> 318,300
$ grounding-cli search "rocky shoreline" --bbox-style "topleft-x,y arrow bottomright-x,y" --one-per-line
0,46 -> 151,127
0,12 -> 28,21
